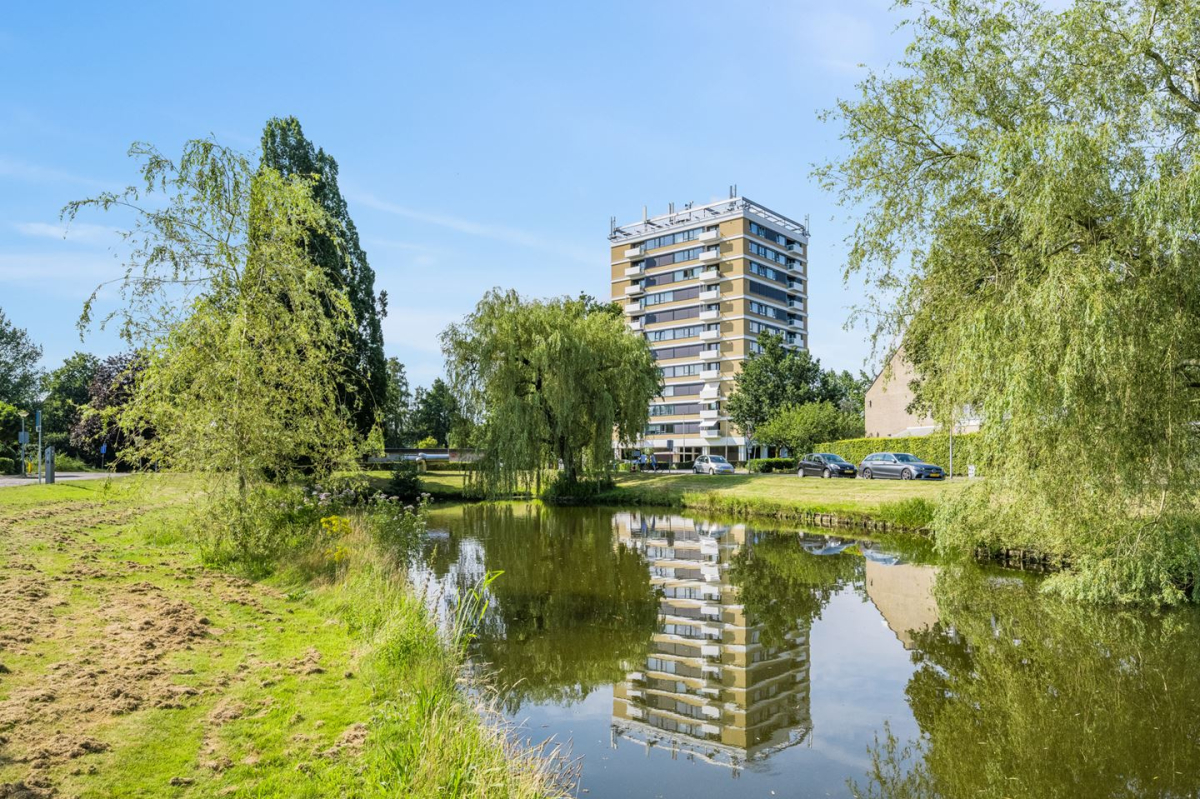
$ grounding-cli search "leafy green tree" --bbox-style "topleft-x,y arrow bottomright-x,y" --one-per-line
817,0 -> 1200,603
409,379 -> 460,447
441,289 -> 660,492
0,309 -> 43,406
380,356 -> 411,448
65,138 -> 358,555
260,117 -> 388,438
757,401 -> 864,456
70,353 -> 143,468
726,332 -> 836,453
40,352 -> 99,457
0,401 -> 22,460
825,368 -> 873,417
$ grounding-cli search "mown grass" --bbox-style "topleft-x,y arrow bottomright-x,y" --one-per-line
410,469 -> 961,530
0,475 -> 562,798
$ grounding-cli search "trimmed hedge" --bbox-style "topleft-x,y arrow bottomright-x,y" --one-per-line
813,432 -> 984,475
0,457 -> 14,475
423,461 -> 479,472
747,458 -> 797,474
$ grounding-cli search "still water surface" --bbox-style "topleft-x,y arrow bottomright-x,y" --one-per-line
414,504 -> 1200,798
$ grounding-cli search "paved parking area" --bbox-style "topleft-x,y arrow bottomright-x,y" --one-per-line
0,472 -> 132,488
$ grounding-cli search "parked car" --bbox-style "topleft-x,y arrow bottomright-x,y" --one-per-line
858,452 -> 945,480
693,455 -> 735,475
797,453 -> 857,478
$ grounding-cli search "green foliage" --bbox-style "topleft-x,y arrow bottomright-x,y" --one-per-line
414,435 -> 440,449
380,357 -> 410,448
757,401 -> 863,455
0,400 -> 21,455
0,309 -> 42,405
0,457 -> 14,475
260,117 -> 388,439
65,136 -> 360,558
814,433 -> 982,473
442,288 -> 660,493
746,457 -> 797,473
817,0 -> 1200,602
540,472 -> 613,503
40,352 -> 99,456
408,379 -> 466,448
726,333 -> 828,445
69,353 -> 144,469
386,461 -> 422,502
52,454 -> 90,472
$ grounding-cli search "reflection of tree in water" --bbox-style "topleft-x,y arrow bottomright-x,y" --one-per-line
432,504 -> 659,712
728,532 -> 863,646
853,565 -> 1200,798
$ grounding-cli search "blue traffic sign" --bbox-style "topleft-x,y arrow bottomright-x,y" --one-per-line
100,443 -> 108,454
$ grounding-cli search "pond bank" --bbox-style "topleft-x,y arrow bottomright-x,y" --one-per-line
0,477 -> 562,798
407,470 -> 962,533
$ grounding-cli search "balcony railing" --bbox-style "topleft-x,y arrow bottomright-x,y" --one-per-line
699,348 -> 721,361
700,329 -> 720,342
700,383 -> 720,400
700,267 -> 721,283
699,308 -> 720,321
624,264 -> 644,277
698,229 -> 721,243
624,245 -> 644,259
625,283 -> 644,297
699,288 -> 721,302
698,248 -> 721,263
624,302 -> 642,315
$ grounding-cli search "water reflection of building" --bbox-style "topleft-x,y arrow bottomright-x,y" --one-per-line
609,512 -> 813,770
864,560 -> 941,650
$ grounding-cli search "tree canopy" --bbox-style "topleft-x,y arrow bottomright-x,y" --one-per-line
260,116 -> 388,438
756,401 -> 864,456
0,309 -> 43,406
442,289 -> 660,492
817,0 -> 1200,603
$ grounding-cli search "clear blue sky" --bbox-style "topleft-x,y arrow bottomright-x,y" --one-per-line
1,0 -> 910,389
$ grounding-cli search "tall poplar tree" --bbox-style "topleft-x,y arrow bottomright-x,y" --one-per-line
259,117 -> 388,437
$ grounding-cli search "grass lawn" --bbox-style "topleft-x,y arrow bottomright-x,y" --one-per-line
0,475 -> 556,798
408,469 -> 964,529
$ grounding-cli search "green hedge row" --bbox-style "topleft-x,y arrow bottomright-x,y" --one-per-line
747,458 -> 797,473
812,432 -> 984,475
423,461 -> 479,472
0,457 -> 14,475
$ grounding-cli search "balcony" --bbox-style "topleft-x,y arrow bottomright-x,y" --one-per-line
699,267 -> 721,284
700,408 -> 719,421
628,318 -> 644,331
700,328 -> 720,342
787,242 -> 804,254
788,299 -> 804,310
699,348 -> 721,361
699,287 -> 721,302
700,383 -> 721,400
624,264 -> 644,278
624,302 -> 642,315
624,245 -> 644,259
699,308 -> 720,322
786,281 -> 803,294
698,248 -> 721,263
698,229 -> 721,243
625,283 -> 644,297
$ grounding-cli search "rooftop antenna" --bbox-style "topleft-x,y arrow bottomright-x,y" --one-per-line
669,202 -> 675,216
805,213 -> 811,236
643,205 -> 648,222
729,184 -> 738,199
610,215 -> 617,235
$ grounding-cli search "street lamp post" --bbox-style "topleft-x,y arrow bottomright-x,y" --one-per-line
18,410 -> 28,477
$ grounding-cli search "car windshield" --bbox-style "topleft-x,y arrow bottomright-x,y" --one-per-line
819,453 -> 849,464
894,453 -> 922,463
710,456 -> 729,464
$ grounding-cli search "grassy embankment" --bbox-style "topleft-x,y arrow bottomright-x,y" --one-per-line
0,476 -> 560,798
404,470 -> 964,531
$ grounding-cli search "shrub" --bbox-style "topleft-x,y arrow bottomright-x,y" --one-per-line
747,457 -> 797,474
0,457 -> 14,475
541,473 -> 613,504
387,461 -> 423,502
423,460 -> 478,472
414,436 -> 440,449
813,432 -> 984,475
53,454 -> 90,472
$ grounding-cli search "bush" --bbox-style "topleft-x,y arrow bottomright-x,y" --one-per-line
541,473 -> 614,504
813,432 -> 984,475
414,436 -> 440,449
747,458 -> 797,474
387,461 -> 423,502
0,457 -> 14,475
53,454 -> 90,472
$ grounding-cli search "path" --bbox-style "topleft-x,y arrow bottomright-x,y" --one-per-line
0,472 -> 132,488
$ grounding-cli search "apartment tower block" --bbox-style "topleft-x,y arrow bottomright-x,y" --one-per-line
609,194 -> 809,464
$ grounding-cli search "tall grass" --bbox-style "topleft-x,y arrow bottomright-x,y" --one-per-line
275,503 -> 568,798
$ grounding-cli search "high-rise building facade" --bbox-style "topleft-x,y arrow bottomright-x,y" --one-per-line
609,195 -> 809,464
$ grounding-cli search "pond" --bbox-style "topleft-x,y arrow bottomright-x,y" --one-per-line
413,503 -> 1200,798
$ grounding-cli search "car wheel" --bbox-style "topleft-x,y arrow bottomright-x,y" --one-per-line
797,468 -> 805,478
863,468 -> 873,480
823,468 -> 831,479
709,467 -> 716,476
901,469 -> 913,480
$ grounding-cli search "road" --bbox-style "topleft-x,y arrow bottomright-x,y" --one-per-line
0,472 -> 133,488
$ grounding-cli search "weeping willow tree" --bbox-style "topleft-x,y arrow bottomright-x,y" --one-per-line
818,0 -> 1200,603
441,290 -> 660,496
64,139 -> 359,558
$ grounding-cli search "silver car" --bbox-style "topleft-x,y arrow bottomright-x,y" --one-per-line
858,452 -> 945,480
693,455 -> 735,475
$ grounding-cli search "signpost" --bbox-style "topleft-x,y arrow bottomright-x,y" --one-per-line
18,410 -> 28,478
35,410 -> 42,484
100,443 -> 107,469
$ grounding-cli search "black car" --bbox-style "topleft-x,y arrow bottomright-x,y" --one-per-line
797,453 -> 857,478
858,452 -> 945,480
